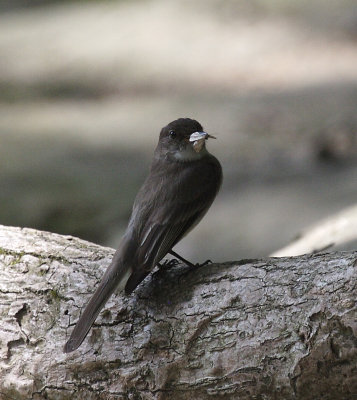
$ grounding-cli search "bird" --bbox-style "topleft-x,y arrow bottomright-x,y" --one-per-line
63,118 -> 222,353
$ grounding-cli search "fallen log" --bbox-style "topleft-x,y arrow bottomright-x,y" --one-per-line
0,225 -> 356,400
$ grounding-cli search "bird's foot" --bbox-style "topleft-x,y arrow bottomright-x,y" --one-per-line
158,258 -> 180,270
196,259 -> 212,268
168,250 -> 195,268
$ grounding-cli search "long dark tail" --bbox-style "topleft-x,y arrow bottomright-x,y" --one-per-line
63,256 -> 130,353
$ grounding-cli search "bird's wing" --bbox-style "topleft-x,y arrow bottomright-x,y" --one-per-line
124,157 -> 221,293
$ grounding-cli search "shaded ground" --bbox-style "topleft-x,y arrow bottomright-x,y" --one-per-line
0,0 -> 356,260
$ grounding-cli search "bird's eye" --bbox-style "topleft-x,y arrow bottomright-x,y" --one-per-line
169,130 -> 176,138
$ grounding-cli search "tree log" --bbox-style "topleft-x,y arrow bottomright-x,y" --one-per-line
271,204 -> 357,257
0,225 -> 356,400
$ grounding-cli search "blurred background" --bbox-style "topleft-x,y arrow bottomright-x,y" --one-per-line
0,0 -> 356,261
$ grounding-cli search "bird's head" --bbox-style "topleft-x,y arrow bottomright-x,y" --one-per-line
156,118 -> 216,162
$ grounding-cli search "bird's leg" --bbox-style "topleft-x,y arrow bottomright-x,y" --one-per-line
169,250 -> 195,268
160,250 -> 212,270
169,250 -> 213,268
157,259 -> 180,269
168,250 -> 214,268
199,259 -> 212,267
169,250 -> 213,283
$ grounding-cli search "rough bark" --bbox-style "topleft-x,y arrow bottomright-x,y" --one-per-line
0,225 -> 356,400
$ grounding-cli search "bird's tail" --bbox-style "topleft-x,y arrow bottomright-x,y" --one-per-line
63,254 -> 130,353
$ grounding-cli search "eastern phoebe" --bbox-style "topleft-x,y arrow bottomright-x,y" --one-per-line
64,118 -> 222,353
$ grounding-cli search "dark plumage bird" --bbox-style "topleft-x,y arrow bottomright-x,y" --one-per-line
64,118 -> 222,353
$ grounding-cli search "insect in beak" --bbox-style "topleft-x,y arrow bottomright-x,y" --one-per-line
189,132 -> 217,152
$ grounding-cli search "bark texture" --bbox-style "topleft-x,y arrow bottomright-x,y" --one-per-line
0,225 -> 356,400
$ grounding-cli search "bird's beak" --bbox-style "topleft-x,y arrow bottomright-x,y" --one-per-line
189,131 -> 216,153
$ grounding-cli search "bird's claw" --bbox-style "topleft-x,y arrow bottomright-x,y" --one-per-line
158,258 -> 180,269
196,259 -> 212,267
